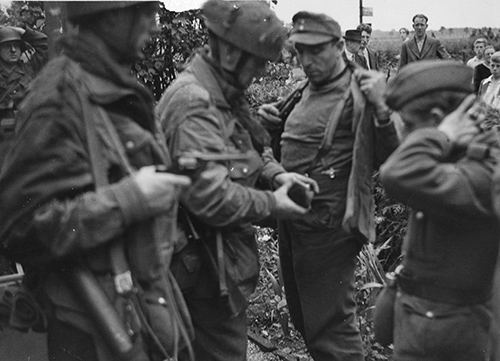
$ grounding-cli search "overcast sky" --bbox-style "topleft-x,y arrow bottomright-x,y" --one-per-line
164,0 -> 500,31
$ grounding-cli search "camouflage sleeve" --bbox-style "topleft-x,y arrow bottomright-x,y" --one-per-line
380,128 -> 495,217
0,97 -> 155,265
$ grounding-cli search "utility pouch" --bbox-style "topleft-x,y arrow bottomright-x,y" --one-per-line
373,269 -> 399,346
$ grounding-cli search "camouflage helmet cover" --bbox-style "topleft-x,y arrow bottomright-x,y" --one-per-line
202,0 -> 286,61
0,26 -> 22,45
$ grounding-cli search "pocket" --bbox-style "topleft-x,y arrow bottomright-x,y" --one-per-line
171,242 -> 202,292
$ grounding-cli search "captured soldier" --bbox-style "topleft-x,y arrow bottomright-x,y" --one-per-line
0,2 -> 198,361
380,60 -> 500,361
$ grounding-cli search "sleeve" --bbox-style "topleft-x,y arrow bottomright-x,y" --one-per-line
0,91 -> 155,265
398,43 -> 408,70
473,66 -> 481,94
373,117 -> 399,167
161,86 -> 277,227
380,128 -> 495,217
436,40 -> 451,60
21,27 -> 48,73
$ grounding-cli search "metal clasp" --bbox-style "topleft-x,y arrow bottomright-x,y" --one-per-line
114,270 -> 134,295
320,167 -> 336,179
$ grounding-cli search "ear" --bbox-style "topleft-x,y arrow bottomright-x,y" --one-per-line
429,107 -> 445,126
218,40 -> 244,72
336,39 -> 345,51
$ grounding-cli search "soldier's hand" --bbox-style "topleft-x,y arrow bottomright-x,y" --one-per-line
257,103 -> 282,130
273,172 -> 319,194
354,69 -> 387,110
133,166 -> 191,213
438,94 -> 480,147
272,182 -> 310,219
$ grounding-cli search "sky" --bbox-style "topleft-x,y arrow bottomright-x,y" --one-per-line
163,0 -> 500,31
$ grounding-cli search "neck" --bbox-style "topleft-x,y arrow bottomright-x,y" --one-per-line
415,33 -> 426,41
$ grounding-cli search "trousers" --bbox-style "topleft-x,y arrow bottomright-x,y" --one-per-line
279,220 -> 364,361
393,292 -> 491,361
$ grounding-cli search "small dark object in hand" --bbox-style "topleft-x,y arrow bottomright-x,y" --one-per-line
287,183 -> 313,208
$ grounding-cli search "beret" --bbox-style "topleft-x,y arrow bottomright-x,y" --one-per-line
344,29 -> 362,43
289,11 -> 341,45
385,60 -> 473,110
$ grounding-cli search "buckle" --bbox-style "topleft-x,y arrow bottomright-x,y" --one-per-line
114,271 -> 134,295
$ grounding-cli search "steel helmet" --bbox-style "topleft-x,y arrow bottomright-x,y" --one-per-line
65,1 -> 155,21
202,0 -> 286,61
0,26 -> 22,45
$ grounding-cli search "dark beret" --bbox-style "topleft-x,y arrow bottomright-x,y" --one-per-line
385,60 -> 473,110
289,11 -> 341,45
344,29 -> 362,42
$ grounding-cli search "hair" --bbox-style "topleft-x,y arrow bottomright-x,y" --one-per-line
412,14 -> 428,23
403,90 -> 469,120
399,27 -> 409,35
473,38 -> 488,47
491,51 -> 500,64
356,23 -> 372,34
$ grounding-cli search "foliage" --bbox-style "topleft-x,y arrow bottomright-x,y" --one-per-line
136,5 -> 208,100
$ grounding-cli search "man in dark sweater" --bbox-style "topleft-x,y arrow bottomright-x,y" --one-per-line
259,11 -> 399,361
380,60 -> 500,361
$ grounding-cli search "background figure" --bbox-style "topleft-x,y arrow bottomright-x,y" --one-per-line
0,2 -> 196,360
474,45 -> 495,93
467,37 -> 488,68
357,23 -> 379,70
156,1 -> 317,360
381,60 -> 499,361
0,25 -> 47,168
343,29 -> 367,68
259,11 -> 399,361
398,14 -> 451,70
478,51 -> 500,110
399,27 -> 410,42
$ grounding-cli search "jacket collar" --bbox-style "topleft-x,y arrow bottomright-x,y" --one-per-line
409,34 -> 429,58
186,48 -> 245,110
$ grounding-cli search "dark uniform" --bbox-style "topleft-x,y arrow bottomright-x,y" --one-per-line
0,3 -> 193,361
276,12 -> 398,361
381,61 -> 500,361
0,26 -> 47,167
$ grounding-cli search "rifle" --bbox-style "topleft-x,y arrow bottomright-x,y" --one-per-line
269,81 -> 308,161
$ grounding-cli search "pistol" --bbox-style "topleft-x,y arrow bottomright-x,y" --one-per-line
156,151 -> 251,178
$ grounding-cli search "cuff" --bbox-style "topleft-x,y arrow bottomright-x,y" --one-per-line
109,176 -> 154,226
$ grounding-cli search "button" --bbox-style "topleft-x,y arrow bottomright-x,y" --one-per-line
242,167 -> 248,174
415,211 -> 424,220
125,141 -> 135,149
425,311 -> 434,318
158,297 -> 166,305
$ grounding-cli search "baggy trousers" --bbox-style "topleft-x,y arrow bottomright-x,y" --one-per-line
278,220 -> 364,361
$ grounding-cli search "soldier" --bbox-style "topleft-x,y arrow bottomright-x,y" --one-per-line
156,1 -> 318,360
380,60 -> 500,361
258,11 -> 399,361
0,24 -> 47,167
0,2 -> 195,361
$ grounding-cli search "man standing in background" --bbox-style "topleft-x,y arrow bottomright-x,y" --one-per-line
467,38 -> 488,68
398,14 -> 450,70
343,29 -> 367,68
357,23 -> 379,70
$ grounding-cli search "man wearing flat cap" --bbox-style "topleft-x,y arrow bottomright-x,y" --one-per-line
259,10 -> 399,361
380,60 -> 500,360
343,29 -> 367,68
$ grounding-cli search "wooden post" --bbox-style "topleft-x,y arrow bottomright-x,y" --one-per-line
359,0 -> 363,25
